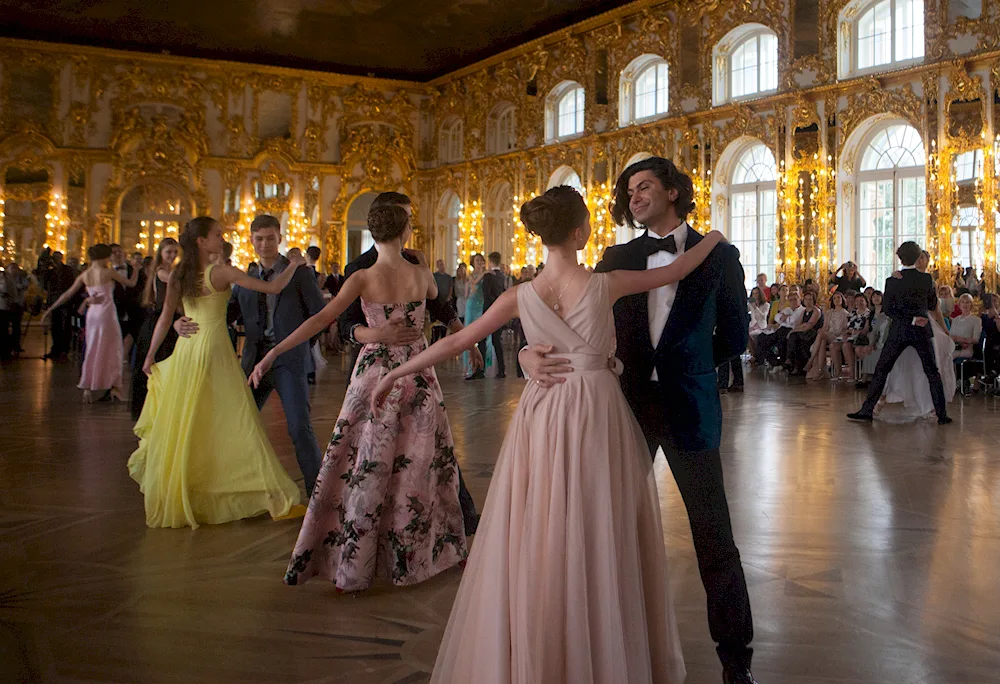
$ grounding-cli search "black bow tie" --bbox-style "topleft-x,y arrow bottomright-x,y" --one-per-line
644,234 -> 677,256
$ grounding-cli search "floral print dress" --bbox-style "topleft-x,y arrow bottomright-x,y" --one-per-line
284,300 -> 468,592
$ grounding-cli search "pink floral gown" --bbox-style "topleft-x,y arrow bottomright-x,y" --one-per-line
284,300 -> 468,591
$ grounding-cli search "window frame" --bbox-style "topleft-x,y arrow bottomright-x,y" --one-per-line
619,55 -> 670,127
728,143 -> 778,290
545,81 -> 586,143
712,24 -> 780,106
840,0 -> 925,79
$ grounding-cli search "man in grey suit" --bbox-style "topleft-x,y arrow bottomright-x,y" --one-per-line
175,215 -> 326,495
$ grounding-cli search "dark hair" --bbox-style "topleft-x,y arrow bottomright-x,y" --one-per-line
88,243 -> 112,260
488,251 -> 502,266
896,241 -> 921,266
109,243 -> 122,251
470,253 -> 486,267
802,291 -> 816,307
611,157 -> 695,227
222,241 -> 234,260
519,186 -> 589,246
250,214 -> 281,233
830,292 -> 846,309
174,217 -> 217,299
370,191 -> 411,210
306,245 -> 321,261
143,237 -> 179,307
871,289 -> 884,305
750,286 -> 766,306
367,205 -> 410,242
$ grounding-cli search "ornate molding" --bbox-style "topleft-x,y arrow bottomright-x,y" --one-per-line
839,78 -> 924,145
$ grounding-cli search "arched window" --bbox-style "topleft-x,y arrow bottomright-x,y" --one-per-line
619,55 -> 669,126
729,143 -> 778,290
713,25 -> 778,105
548,166 -> 584,193
856,123 -> 926,287
838,0 -> 924,78
486,103 -> 517,155
439,118 -> 463,163
545,81 -> 585,143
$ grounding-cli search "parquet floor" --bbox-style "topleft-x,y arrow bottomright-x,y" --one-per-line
2,329 -> 1000,684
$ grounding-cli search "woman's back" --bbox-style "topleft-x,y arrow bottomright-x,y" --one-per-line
360,258 -> 432,305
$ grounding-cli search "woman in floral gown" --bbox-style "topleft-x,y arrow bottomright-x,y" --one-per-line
250,203 -> 470,591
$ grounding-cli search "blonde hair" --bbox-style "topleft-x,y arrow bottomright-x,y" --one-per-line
958,293 -> 975,306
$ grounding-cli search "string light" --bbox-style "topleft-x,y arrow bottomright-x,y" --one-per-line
458,199 -> 484,264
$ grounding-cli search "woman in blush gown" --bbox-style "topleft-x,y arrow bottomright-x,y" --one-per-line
877,251 -> 956,420
249,204 -> 469,592
43,243 -> 138,403
129,217 -> 304,529
372,186 -> 726,684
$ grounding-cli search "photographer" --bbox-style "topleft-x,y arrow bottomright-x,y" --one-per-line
829,261 -> 866,295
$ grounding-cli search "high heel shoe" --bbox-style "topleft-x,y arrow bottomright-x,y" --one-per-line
82,390 -> 93,404
110,388 -> 127,403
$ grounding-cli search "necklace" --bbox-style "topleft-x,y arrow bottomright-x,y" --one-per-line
544,269 -> 577,312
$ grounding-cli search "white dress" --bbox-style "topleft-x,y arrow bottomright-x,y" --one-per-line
880,318 -> 956,419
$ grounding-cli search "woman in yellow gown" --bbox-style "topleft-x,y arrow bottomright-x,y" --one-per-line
129,216 -> 305,529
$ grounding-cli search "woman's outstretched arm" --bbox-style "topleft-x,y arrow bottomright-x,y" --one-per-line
607,230 -> 726,302
371,288 -> 519,410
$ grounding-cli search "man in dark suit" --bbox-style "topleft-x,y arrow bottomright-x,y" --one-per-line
848,241 -> 951,424
338,191 -> 483,535
471,251 -> 506,379
519,157 -> 758,684
175,215 -> 326,495
41,250 -> 77,360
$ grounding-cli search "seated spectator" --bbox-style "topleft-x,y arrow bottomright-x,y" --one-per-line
806,292 -> 849,381
768,284 -> 789,326
759,291 -> 803,369
982,293 -> 1000,379
830,261 -> 866,294
747,286 -> 770,363
937,285 -> 957,322
952,293 -> 983,393
755,273 -> 771,301
784,291 -> 822,375
841,292 -> 871,379
857,291 -> 888,388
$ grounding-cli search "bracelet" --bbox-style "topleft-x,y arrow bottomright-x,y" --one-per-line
349,323 -> 362,345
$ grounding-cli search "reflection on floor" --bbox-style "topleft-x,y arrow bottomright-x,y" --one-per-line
2,338 -> 1000,683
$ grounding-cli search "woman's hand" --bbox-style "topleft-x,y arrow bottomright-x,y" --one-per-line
287,253 -> 306,268
371,375 -> 396,414
142,357 -> 154,377
248,352 -> 275,388
403,248 -> 428,267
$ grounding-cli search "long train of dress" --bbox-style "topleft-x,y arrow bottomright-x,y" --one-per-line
879,317 -> 956,420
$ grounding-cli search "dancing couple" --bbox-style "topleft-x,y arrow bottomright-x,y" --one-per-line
358,158 -> 757,683
849,241 -> 954,425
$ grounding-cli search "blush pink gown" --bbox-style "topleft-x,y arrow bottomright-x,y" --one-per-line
78,281 -> 123,391
430,273 -> 685,684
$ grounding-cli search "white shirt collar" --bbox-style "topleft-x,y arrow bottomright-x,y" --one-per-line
901,265 -> 916,270
646,222 -> 688,251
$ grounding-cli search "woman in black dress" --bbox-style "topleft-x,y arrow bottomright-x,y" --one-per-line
130,238 -> 179,420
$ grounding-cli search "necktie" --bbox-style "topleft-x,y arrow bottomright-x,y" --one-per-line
258,268 -> 273,330
643,234 -> 677,257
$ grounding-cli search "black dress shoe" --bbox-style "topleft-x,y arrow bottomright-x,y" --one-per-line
495,372 -> 506,379
723,666 -> 759,684
465,371 -> 485,381
938,416 -> 953,425
847,411 -> 873,422
729,385 -> 744,393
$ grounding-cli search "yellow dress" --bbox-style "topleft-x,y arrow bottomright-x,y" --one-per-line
128,264 -> 301,529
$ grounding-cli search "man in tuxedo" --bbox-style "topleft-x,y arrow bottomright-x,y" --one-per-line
848,241 -> 951,424
338,191 -> 483,535
41,251 -> 77,360
519,157 -> 758,684
472,251 -> 506,379
175,215 -> 326,495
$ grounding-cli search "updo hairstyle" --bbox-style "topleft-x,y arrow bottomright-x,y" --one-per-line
367,205 -> 410,243
518,185 -> 589,247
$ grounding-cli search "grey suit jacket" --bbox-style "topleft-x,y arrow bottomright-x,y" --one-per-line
231,256 -> 326,376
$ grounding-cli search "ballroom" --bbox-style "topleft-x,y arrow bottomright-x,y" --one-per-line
1,1 -> 999,683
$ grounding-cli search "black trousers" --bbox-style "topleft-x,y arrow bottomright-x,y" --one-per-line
48,307 -> 73,356
785,330 -> 816,371
478,329 -> 505,375
717,357 -> 744,389
633,386 -> 754,669
860,325 -> 947,418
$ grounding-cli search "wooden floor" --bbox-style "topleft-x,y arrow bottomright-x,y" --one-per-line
3,329 -> 1000,684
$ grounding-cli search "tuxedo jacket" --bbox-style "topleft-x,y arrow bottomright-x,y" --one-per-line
482,269 -> 505,310
231,255 -> 326,376
595,229 -> 748,452
882,269 -> 937,340
338,246 -> 460,340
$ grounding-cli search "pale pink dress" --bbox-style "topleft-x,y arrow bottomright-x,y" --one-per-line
284,299 -> 467,591
78,281 -> 123,391
430,273 -> 685,684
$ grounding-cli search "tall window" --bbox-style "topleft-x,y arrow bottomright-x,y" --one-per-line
713,25 -> 779,105
841,0 -> 924,77
954,150 -> 984,182
439,118 -> 463,163
857,124 -> 926,287
487,103 -> 516,155
729,143 -> 777,290
546,81 -> 585,142
619,55 -> 669,126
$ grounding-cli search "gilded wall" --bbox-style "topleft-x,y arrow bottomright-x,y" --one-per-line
1,0 -> 998,290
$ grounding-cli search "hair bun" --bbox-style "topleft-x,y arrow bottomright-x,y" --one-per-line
518,186 -> 588,247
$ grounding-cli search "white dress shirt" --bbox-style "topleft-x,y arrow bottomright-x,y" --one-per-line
647,222 -> 688,380
776,305 -> 805,329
